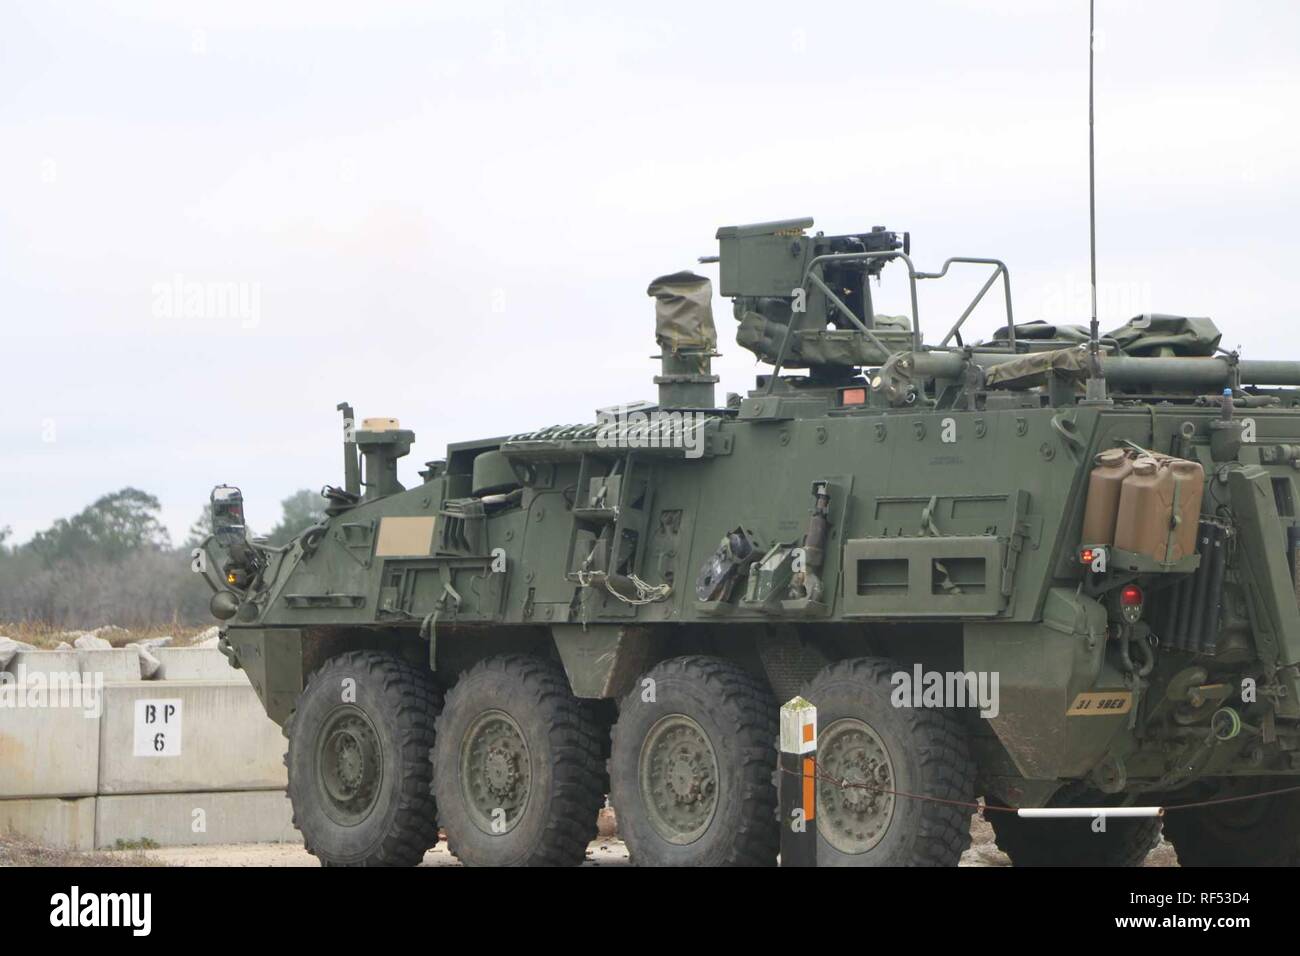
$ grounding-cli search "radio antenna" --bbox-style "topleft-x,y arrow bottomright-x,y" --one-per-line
1085,0 -> 1108,401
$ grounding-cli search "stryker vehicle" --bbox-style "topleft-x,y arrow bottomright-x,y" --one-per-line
199,217 -> 1300,866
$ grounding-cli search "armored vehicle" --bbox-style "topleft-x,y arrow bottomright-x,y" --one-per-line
199,218 -> 1300,866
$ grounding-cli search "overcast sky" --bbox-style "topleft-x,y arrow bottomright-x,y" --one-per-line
4,0 -> 1299,543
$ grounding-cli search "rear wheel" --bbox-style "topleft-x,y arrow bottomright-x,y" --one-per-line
803,657 -> 975,866
1162,778 -> 1300,866
433,654 -> 605,866
285,650 -> 442,867
610,655 -> 779,866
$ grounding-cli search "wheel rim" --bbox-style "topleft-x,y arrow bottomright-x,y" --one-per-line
638,714 -> 720,845
459,709 -> 532,835
315,706 -> 384,826
817,717 -> 896,854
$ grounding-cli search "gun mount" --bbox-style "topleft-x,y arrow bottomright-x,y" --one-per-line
715,217 -> 1300,413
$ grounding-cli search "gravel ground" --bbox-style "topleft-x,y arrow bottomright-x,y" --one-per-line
961,812 -> 1178,867
93,814 -> 1180,867
131,837 -> 630,867
0,834 -> 165,867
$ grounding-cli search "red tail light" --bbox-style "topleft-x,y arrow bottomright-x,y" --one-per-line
1119,584 -> 1144,623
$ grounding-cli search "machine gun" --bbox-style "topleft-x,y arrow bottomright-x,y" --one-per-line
711,219 -> 910,374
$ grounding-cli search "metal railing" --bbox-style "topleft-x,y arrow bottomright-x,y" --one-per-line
764,251 -> 1016,392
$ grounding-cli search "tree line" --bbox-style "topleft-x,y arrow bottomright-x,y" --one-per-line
1,488 -> 324,628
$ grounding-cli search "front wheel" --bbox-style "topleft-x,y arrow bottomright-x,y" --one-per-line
285,650 -> 443,867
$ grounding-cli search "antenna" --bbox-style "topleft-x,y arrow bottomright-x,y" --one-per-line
1085,0 -> 1109,401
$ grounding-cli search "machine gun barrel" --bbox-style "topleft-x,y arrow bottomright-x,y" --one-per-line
1100,357 -> 1300,389
910,352 -> 1300,389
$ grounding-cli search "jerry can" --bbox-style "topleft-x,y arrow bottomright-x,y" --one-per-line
1081,447 -> 1134,545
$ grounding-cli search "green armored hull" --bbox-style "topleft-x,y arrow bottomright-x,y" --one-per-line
199,218 -> 1300,866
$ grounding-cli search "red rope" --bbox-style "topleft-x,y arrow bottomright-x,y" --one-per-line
779,760 -> 1300,815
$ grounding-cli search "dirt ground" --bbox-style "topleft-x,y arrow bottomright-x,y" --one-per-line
134,837 -> 629,867
0,834 -> 165,867
962,812 -> 1178,867
89,814 -> 1180,867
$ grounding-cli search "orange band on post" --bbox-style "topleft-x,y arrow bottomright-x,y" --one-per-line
802,756 -> 815,821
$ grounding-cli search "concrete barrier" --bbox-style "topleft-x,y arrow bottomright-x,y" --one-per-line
11,647 -> 142,682
0,693 -> 100,798
0,797 -> 97,851
153,647 -> 247,682
95,791 -> 300,849
2,647 -> 293,849
97,682 -> 287,794
9,650 -> 82,676
78,648 -> 144,682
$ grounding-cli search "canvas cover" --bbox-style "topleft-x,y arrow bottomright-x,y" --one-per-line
983,345 -> 1091,389
735,311 -> 911,366
647,271 -> 717,352
983,316 -> 1221,357
736,309 -> 784,359
987,321 -> 1090,345
1106,314 -> 1222,357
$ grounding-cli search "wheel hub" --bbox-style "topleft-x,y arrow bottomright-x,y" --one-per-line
315,708 -> 383,826
817,718 -> 896,854
484,746 -> 520,798
336,736 -> 365,788
666,751 -> 713,804
460,710 -> 532,835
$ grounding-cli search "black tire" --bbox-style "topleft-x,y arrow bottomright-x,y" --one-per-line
986,798 -> 1160,867
1163,779 -> 1300,866
432,654 -> 605,866
285,650 -> 442,867
803,657 -> 975,866
609,655 -> 778,866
